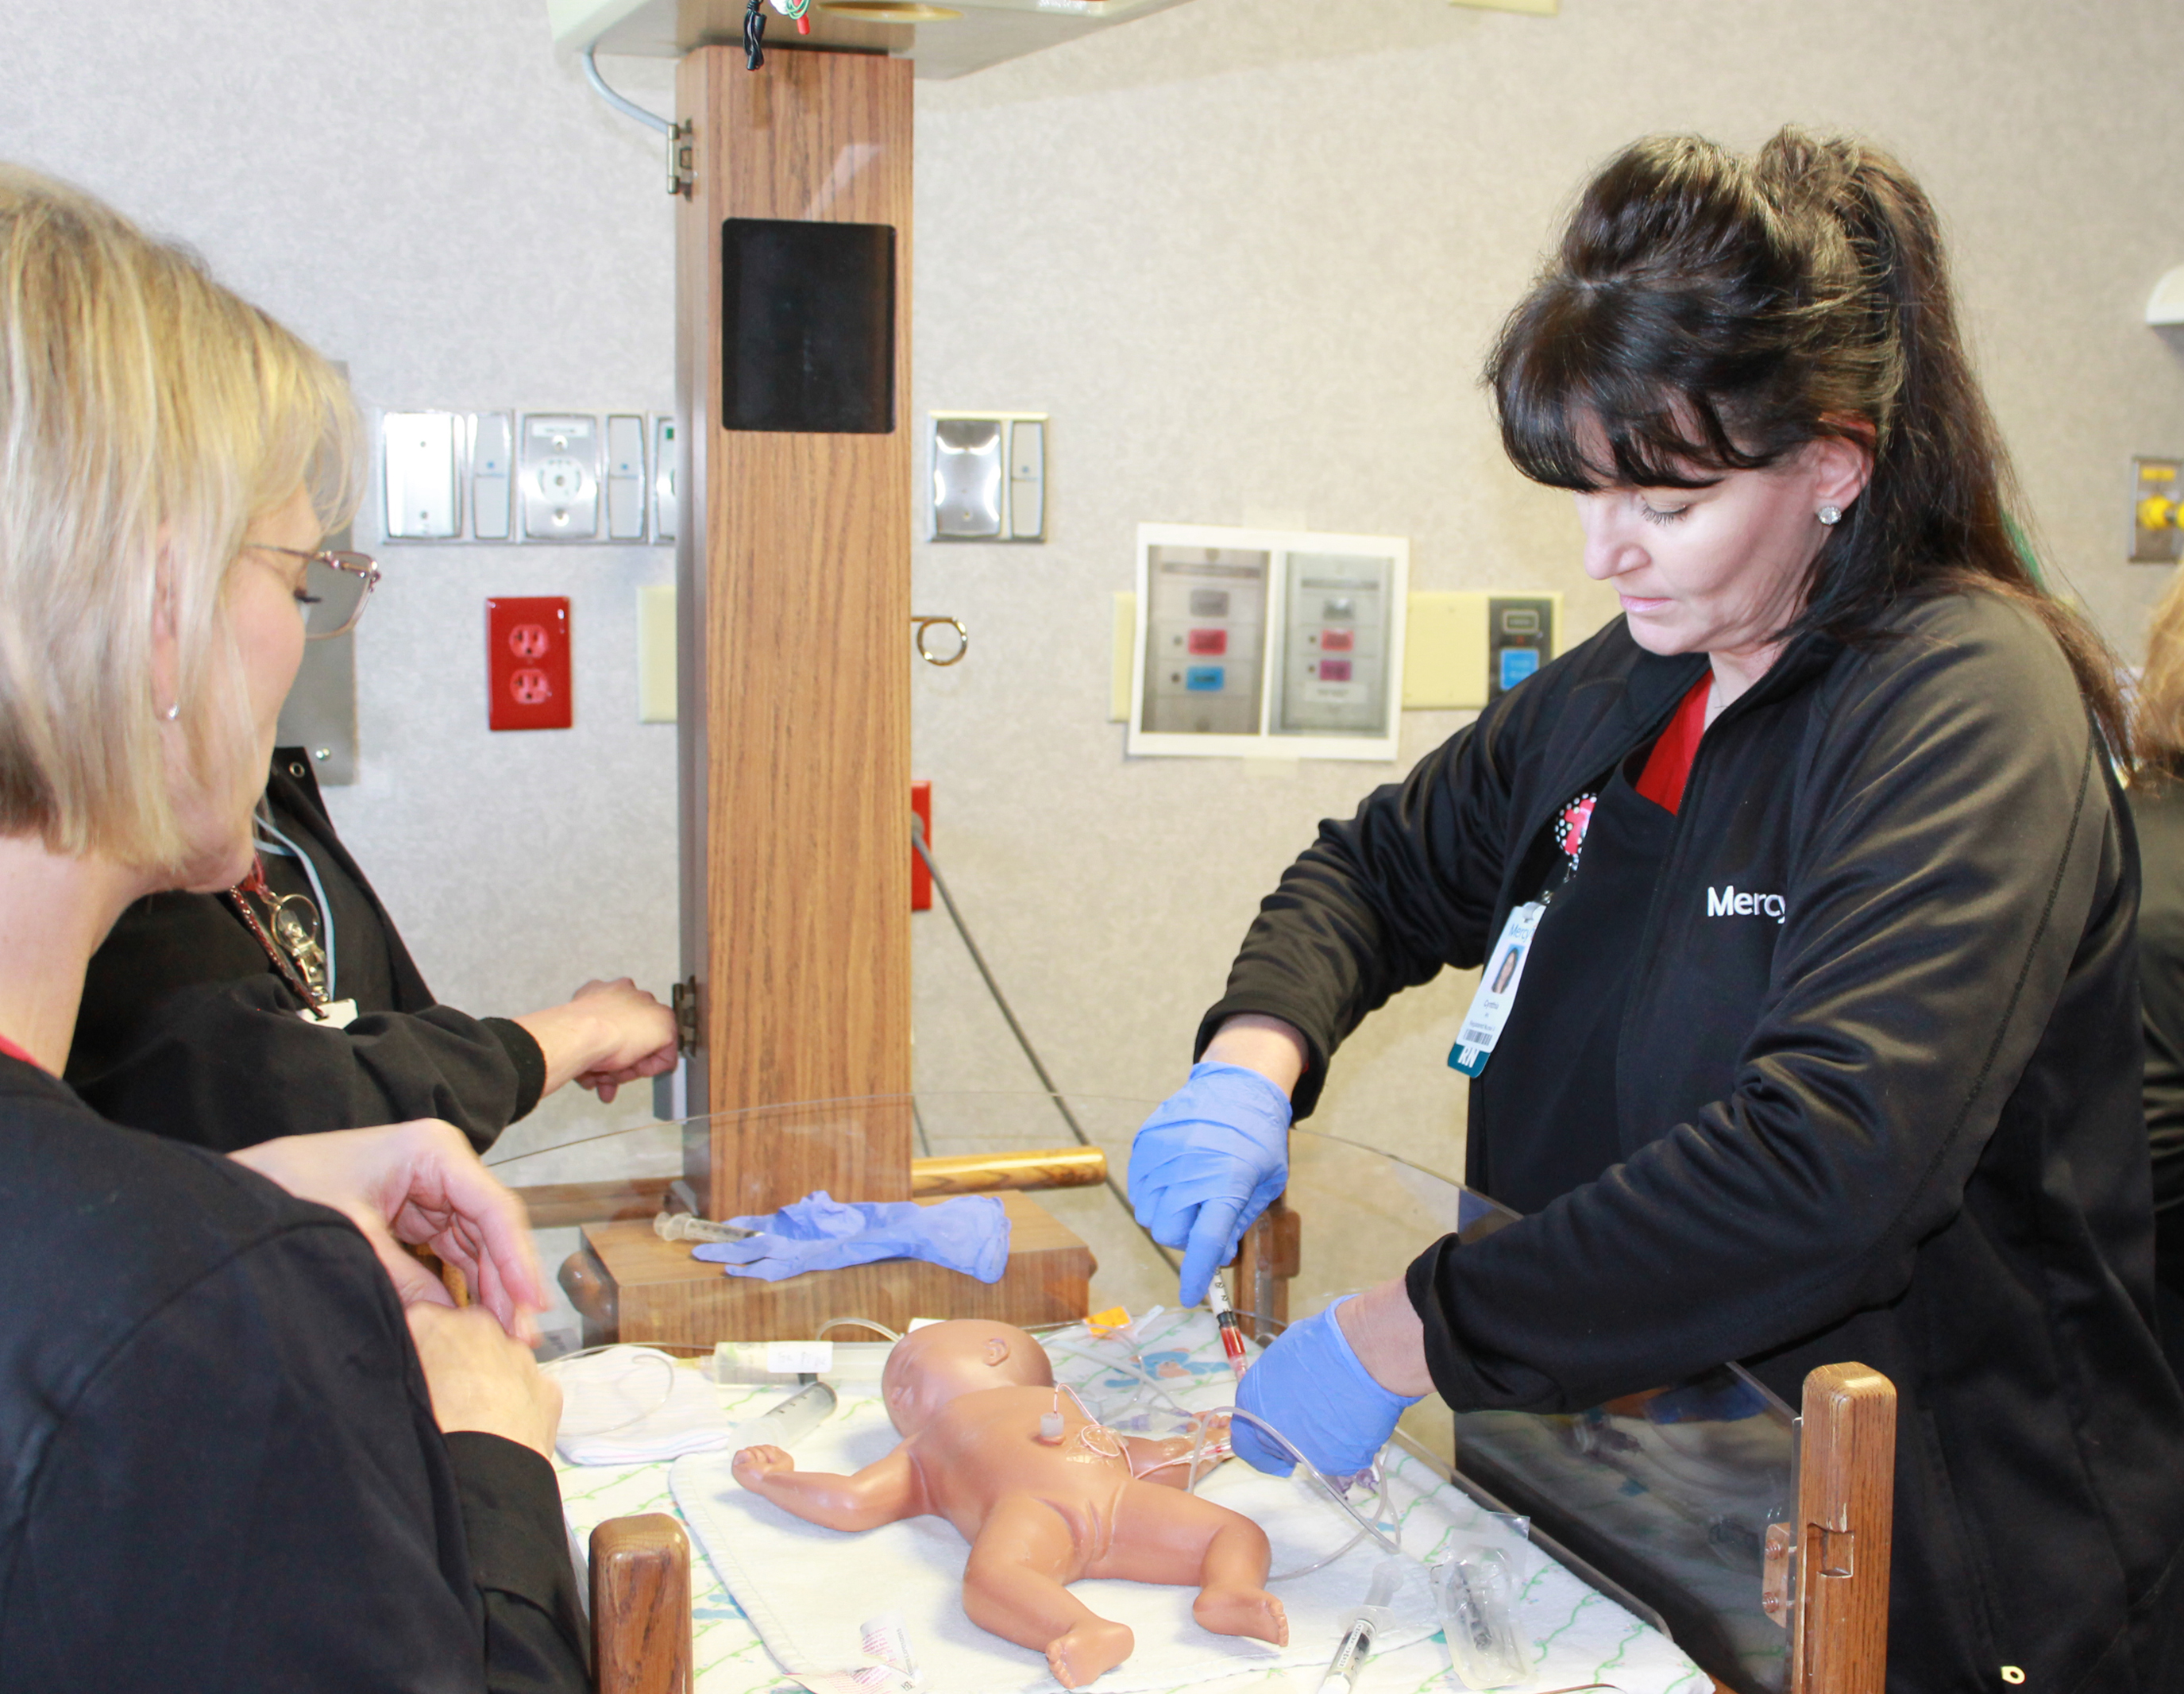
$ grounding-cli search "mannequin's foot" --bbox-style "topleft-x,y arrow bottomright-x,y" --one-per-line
1193,1586 -> 1288,1646
1044,1619 -> 1133,1688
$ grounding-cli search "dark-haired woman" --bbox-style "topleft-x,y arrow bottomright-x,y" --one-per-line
1129,129 -> 2184,1685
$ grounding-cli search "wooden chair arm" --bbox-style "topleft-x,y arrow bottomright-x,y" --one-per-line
1792,1362 -> 1896,1694
591,1513 -> 693,1694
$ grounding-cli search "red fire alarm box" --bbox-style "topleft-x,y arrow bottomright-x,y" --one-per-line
911,780 -> 933,912
487,596 -> 572,731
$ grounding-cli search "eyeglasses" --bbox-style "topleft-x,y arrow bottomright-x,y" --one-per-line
256,545 -> 382,641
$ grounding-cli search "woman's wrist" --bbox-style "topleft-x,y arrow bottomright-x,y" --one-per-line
1202,1014 -> 1308,1097
1333,1277 -> 1435,1398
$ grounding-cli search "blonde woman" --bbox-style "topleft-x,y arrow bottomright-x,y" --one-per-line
0,169 -> 588,1691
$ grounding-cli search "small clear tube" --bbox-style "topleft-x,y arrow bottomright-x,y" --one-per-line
1430,1544 -> 1529,1688
1318,1556 -> 1408,1692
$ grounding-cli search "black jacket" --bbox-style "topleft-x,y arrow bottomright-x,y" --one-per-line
0,1055 -> 588,1691
65,751 -> 545,1152
2132,779 -> 2184,1298
1203,591 -> 2184,1690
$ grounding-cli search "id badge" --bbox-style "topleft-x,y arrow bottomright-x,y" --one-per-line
1448,901 -> 1545,1078
301,998 -> 359,1030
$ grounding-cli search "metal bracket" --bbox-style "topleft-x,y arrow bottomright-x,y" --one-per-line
668,122 -> 694,199
670,975 -> 701,1055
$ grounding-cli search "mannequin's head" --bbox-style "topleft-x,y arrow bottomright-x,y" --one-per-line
882,1319 -> 1053,1437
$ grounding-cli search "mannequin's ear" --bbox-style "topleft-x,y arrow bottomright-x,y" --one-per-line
983,1336 -> 1011,1367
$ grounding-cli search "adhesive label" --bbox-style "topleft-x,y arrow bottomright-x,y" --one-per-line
766,1341 -> 833,1374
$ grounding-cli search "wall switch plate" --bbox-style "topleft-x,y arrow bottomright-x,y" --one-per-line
470,412 -> 513,540
519,415 -> 601,541
2134,456 -> 2184,563
487,596 -> 572,730
930,411 -> 1048,542
1488,596 -> 1556,700
636,584 -> 677,723
605,413 -> 647,541
653,416 -> 678,542
382,411 -> 462,538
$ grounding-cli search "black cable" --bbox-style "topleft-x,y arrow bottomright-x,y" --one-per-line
912,816 -> 1180,1274
744,0 -> 766,69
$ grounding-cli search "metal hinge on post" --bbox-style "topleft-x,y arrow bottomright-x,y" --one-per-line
670,975 -> 701,1055
667,122 -> 694,198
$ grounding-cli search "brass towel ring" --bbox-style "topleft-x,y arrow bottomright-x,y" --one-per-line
912,615 -> 969,666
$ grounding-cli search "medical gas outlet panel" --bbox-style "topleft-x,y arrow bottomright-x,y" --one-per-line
1129,523 -> 1410,762
379,411 -> 679,544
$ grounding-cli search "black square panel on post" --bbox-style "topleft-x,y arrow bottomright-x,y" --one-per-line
721,218 -> 896,434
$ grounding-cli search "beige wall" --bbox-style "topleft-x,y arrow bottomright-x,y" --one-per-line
6,1 -> 2181,1302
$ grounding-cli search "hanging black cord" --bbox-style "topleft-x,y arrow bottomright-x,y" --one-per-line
744,0 -> 767,69
912,816 -> 1180,1273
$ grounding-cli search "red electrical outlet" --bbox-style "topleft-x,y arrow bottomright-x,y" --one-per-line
487,596 -> 572,731
911,780 -> 933,912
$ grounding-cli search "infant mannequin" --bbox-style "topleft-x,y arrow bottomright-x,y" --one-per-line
731,1318 -> 1289,1688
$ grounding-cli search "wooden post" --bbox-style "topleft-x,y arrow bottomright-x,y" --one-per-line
1233,1194 -> 1300,1342
1791,1363 -> 1896,1694
591,1514 -> 693,1694
673,46 -> 915,1218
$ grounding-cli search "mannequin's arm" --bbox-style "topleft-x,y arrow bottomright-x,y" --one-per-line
731,1443 -> 922,1530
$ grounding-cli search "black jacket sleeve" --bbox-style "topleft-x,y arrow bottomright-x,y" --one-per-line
4,1209 -> 590,1693
69,972 -> 545,1152
447,1435 -> 593,1694
1403,602 -> 2125,1409
1194,670 -> 1543,1116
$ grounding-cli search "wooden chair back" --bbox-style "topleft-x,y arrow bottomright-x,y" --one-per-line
591,1514 -> 694,1694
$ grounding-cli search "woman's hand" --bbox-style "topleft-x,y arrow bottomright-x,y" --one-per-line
515,977 -> 680,1103
229,1119 -> 545,1341
1128,1017 -> 1305,1306
1232,1288 -> 1426,1478
407,1304 -> 561,1458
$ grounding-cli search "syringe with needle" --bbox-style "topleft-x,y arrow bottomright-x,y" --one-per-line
1204,1271 -> 1248,1383
1318,1557 -> 1408,1693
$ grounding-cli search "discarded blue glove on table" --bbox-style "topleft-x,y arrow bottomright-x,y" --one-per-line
1233,1297 -> 1422,1480
690,1190 -> 1009,1283
1128,1060 -> 1293,1306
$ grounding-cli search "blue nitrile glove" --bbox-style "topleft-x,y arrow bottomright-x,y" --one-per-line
1232,1297 -> 1423,1479
1129,1061 -> 1292,1306
689,1190 -> 1009,1283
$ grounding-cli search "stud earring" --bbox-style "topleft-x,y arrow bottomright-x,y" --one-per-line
1818,504 -> 1843,527
160,702 -> 180,722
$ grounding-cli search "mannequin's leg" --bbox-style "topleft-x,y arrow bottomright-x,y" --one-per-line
963,1495 -> 1133,1688
1098,1483 -> 1288,1646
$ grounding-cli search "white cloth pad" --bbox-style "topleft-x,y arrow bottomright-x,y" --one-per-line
664,1312 -> 1705,1694
671,1398 -> 1442,1694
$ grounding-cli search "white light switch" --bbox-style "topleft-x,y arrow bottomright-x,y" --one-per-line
470,412 -> 512,540
653,417 -> 678,542
606,414 -> 646,541
1008,419 -> 1044,540
382,412 -> 461,539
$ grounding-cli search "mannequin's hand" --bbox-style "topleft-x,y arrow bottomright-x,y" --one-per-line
733,1445 -> 796,1485
230,1119 -> 544,1342
408,1304 -> 561,1458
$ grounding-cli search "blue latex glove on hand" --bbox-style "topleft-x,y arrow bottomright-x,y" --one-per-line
690,1190 -> 1009,1283
1233,1297 -> 1423,1479
1129,1061 -> 1292,1306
